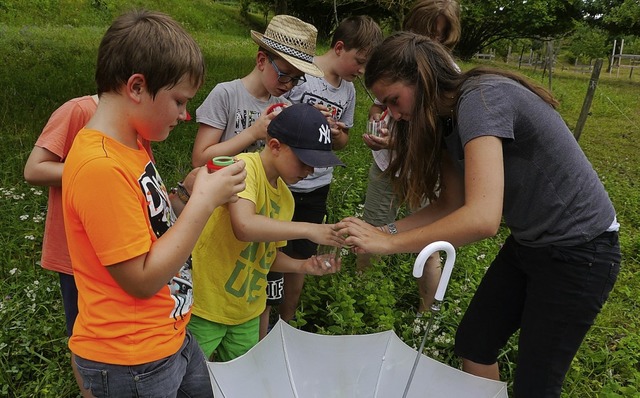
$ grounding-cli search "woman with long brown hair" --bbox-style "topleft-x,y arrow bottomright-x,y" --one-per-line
339,32 -> 620,397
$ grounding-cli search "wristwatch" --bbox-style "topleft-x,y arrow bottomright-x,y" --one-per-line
173,181 -> 190,204
386,222 -> 398,235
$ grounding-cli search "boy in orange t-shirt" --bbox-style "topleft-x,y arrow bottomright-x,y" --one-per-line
24,95 -> 154,398
61,10 -> 246,397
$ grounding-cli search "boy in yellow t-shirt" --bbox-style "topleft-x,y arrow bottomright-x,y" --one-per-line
61,10 -> 246,397
188,103 -> 344,362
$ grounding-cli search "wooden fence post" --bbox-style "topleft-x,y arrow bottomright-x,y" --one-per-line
574,59 -> 603,141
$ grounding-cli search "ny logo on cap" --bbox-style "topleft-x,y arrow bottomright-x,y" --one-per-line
319,124 -> 331,145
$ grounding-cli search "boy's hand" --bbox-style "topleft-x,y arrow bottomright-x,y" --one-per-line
303,255 -> 341,276
248,110 -> 277,142
307,223 -> 345,246
313,103 -> 348,149
191,160 -> 247,212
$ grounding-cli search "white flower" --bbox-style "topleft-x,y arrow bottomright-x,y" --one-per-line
20,214 -> 29,220
9,268 -> 18,275
24,235 -> 35,240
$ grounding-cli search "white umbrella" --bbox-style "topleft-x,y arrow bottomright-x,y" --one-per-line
208,242 -> 509,398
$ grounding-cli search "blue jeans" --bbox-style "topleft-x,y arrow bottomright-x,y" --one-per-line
74,330 -> 213,398
455,231 -> 620,398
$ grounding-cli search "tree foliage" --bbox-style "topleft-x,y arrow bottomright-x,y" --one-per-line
455,0 -> 581,60
565,21 -> 610,64
248,0 -> 638,59
582,0 -> 640,36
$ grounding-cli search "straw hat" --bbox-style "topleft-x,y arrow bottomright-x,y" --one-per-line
251,15 -> 324,78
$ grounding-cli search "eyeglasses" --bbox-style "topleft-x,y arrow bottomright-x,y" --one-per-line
268,55 -> 306,86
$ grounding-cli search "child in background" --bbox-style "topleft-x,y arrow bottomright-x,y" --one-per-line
187,14 -> 323,338
61,10 -> 246,397
191,14 -> 323,166
188,103 -> 344,362
277,15 -> 383,324
23,95 -> 155,397
359,0 -> 461,314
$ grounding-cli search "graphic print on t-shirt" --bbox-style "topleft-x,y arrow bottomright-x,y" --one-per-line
223,198 -> 281,304
235,109 -> 264,150
299,92 -> 345,121
139,162 -> 194,320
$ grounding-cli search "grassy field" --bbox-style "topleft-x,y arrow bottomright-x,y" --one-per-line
1,1 -> 639,396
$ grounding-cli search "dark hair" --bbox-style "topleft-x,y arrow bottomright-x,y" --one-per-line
331,15 -> 383,56
95,9 -> 205,98
365,32 -> 558,208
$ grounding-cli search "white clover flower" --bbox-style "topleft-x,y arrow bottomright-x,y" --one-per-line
20,214 -> 29,220
476,253 -> 486,260
9,268 -> 18,275
24,235 -> 35,240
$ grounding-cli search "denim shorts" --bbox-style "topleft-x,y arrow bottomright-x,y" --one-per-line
455,231 -> 620,398
74,330 -> 213,398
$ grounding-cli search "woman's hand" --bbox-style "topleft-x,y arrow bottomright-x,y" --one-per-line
336,217 -> 395,255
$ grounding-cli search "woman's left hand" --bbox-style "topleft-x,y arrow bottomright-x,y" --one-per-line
336,217 -> 394,255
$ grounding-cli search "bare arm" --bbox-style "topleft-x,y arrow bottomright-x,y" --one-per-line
228,197 -> 343,246
192,112 -> 274,167
24,146 -> 64,186
107,161 -> 248,298
339,136 -> 504,254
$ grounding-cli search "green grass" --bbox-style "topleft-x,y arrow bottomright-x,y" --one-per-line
1,1 -> 640,397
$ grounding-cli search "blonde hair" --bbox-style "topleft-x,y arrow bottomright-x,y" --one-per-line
403,0 -> 461,50
365,32 -> 558,208
95,9 -> 205,97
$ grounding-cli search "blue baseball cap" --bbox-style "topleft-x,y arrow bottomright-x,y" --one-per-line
267,103 -> 345,168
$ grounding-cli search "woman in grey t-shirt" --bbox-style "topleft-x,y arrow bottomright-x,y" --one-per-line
338,32 -> 620,398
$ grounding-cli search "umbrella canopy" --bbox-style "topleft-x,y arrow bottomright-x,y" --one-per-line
208,241 -> 508,397
208,319 -> 507,397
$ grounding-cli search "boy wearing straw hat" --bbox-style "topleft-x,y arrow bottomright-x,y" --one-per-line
191,15 -> 323,166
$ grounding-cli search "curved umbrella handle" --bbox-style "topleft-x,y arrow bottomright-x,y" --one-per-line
412,241 -> 456,302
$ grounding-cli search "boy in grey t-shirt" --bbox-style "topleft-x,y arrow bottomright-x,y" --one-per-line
277,16 -> 383,323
